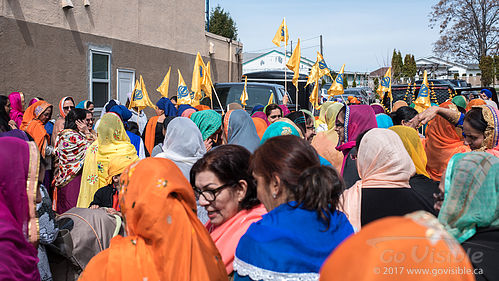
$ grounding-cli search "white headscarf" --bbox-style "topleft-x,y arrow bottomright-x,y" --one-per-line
155,117 -> 206,179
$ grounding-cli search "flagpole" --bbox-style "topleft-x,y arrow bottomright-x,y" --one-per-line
211,84 -> 225,114
283,18 -> 287,107
211,96 -> 214,109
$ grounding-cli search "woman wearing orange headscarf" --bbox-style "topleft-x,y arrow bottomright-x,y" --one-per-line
311,103 -> 345,169
320,211 -> 476,281
79,158 -> 228,281
411,102 -> 471,181
252,117 -> 267,140
465,98 -> 486,111
52,96 -> 75,146
20,100 -> 54,156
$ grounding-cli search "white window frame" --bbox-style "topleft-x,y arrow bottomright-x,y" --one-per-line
89,48 -> 112,108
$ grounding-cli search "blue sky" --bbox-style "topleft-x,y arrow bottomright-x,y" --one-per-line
209,0 -> 442,72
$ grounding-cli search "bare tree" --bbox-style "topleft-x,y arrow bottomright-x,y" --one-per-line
430,0 -> 499,63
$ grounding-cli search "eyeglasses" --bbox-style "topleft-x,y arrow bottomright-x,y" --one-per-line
335,122 -> 344,128
63,106 -> 75,110
193,182 -> 236,202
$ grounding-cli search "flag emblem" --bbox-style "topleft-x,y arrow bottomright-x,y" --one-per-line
419,84 -> 429,97
134,89 -> 143,100
381,77 -> 390,87
319,60 -> 328,70
199,66 -> 203,78
178,85 -> 189,99
336,74 -> 343,85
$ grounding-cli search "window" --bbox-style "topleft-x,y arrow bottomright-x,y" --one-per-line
90,49 -> 111,107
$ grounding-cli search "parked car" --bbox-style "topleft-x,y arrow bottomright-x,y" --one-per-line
320,84 -> 370,104
211,82 -> 294,113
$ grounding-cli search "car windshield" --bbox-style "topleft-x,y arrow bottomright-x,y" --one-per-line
225,85 -> 276,109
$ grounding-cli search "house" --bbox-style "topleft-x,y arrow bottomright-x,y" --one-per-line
243,50 -> 315,75
415,56 -> 481,86
0,0 -> 242,109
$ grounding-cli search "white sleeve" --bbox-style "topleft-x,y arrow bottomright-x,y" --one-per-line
139,138 -> 146,159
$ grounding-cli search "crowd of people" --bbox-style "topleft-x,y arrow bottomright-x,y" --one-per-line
0,89 -> 498,281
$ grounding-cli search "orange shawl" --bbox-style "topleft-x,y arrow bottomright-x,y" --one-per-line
206,204 -> 267,274
79,158 -> 228,281
144,115 -> 160,155
195,105 -> 211,111
252,117 -> 267,140
20,101 -> 52,155
320,211 -> 476,281
465,98 -> 486,111
424,102 -> 470,181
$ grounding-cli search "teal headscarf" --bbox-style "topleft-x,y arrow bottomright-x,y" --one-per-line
190,110 -> 222,140
76,100 -> 90,109
438,152 -> 499,243
375,113 -> 394,129
260,118 -> 302,144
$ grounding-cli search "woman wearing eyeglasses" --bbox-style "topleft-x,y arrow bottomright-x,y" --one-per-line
190,145 -> 267,277
52,96 -> 75,146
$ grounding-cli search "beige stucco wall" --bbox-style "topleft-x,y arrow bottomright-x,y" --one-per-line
1,0 -> 242,58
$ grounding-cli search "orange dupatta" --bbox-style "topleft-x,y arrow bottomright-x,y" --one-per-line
424,102 -> 470,181
252,117 -> 267,140
20,101 -> 52,155
79,158 -> 227,281
144,115 -> 160,155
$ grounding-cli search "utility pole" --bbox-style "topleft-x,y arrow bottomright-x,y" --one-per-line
290,40 -> 293,53
320,35 -> 323,55
206,0 -> 210,31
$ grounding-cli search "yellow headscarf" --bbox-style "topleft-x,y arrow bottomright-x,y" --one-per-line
389,125 -> 430,177
325,103 -> 345,131
77,113 -> 138,208
106,155 -> 137,185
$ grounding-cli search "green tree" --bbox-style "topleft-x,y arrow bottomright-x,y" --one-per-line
494,55 -> 499,83
352,80 -> 357,87
373,77 -> 380,99
343,75 -> 349,89
402,54 -> 417,82
391,49 -> 403,83
479,55 -> 495,86
209,5 -> 238,40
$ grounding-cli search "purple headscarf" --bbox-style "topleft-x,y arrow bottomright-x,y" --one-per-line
336,105 -> 378,173
0,129 -> 30,141
0,137 -> 40,280
371,104 -> 385,114
252,111 -> 270,126
8,92 -> 24,128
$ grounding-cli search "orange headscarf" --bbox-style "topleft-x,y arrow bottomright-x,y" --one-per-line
20,101 -> 52,155
195,104 -> 211,111
58,96 -> 74,118
424,102 -> 470,181
79,158 -> 228,281
143,115 -> 160,155
320,211 -> 476,281
393,100 -> 408,112
252,117 -> 267,140
465,98 -> 486,111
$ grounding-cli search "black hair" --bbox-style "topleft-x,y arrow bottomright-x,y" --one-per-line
265,104 -> 282,117
355,128 -> 372,152
127,121 -> 141,137
285,111 -> 309,135
162,116 -> 176,131
190,144 -> 260,210
105,100 -> 118,112
87,101 -> 94,108
464,107 -> 488,133
0,96 -> 10,132
390,106 -> 418,125
251,135 -> 343,229
170,96 -> 178,103
64,108 -> 87,131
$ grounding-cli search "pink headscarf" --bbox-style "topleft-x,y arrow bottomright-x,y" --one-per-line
341,129 -> 416,230
181,108 -> 197,118
8,92 -> 24,127
251,111 -> 269,126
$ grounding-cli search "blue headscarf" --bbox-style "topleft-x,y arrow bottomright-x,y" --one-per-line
156,97 -> 178,117
375,113 -> 394,129
76,100 -> 90,109
177,104 -> 198,117
109,105 -> 132,122
260,121 -> 301,144
251,104 -> 265,116
234,202 -> 353,279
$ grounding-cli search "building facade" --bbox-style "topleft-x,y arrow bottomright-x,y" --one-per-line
1,0 -> 242,110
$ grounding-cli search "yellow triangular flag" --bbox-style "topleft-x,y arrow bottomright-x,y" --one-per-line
177,69 -> 192,105
191,52 -> 205,102
272,18 -> 289,47
201,61 -> 213,99
128,79 -> 140,109
129,75 -> 156,111
240,76 -> 248,106
286,38 -> 301,90
306,52 -> 331,86
309,77 -> 320,109
377,67 -> 392,100
267,92 -> 275,106
414,70 -> 431,110
327,64 -> 345,97
156,67 -> 171,98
